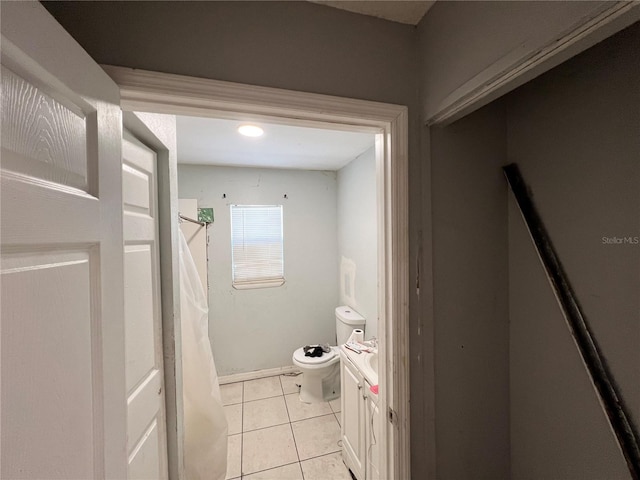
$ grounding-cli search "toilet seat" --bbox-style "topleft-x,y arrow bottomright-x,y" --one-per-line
293,346 -> 337,366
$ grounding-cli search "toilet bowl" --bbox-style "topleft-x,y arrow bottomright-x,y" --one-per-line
292,306 -> 365,403
292,346 -> 341,403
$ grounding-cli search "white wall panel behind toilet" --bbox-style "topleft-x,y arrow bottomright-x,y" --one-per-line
338,147 -> 378,339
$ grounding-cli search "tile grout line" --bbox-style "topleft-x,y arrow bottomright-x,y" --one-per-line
241,451 -> 345,479
240,460 -> 300,479
242,420 -> 290,434
280,375 -> 305,480
290,411 -> 339,426
242,393 -> 285,405
234,376 -> 346,479
243,375 -> 285,403
240,381 -> 244,479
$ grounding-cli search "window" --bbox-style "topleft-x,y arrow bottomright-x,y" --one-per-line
230,205 -> 284,289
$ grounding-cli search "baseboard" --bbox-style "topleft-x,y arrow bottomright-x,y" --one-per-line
219,365 -> 300,385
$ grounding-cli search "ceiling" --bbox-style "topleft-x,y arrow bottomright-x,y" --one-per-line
310,0 -> 435,25
176,116 -> 376,171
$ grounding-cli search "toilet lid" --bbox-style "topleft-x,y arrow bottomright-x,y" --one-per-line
293,347 -> 337,365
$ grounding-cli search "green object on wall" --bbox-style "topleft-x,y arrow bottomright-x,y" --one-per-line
198,207 -> 214,224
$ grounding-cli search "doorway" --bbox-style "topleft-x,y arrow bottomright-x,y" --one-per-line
104,64 -> 410,480
177,115 -> 377,479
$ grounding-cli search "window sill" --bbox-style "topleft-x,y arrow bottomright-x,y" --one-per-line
232,279 -> 285,290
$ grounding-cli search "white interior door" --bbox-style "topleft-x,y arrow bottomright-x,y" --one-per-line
123,131 -> 168,479
1,3 -> 126,479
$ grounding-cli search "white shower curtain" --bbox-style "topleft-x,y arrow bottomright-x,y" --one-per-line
179,230 -> 228,480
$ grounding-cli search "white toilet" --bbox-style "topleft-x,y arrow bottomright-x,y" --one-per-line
292,306 -> 365,403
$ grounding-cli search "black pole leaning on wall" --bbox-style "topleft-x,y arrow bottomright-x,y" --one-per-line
503,163 -> 640,479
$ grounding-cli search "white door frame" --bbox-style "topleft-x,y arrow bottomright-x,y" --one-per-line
104,65 -> 410,480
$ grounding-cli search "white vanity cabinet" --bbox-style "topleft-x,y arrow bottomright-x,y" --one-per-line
364,380 -> 380,480
340,349 -> 380,480
341,352 -> 366,479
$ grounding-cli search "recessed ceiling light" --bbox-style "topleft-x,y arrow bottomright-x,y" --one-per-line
238,124 -> 264,137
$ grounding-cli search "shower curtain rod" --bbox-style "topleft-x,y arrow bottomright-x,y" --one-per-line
179,213 -> 206,227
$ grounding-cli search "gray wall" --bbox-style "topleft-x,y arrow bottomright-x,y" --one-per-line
43,1 -> 417,107
337,147 -> 378,339
44,1 -> 426,462
416,2 -> 639,478
429,101 -> 510,480
45,2 -> 640,478
506,23 -> 640,478
43,4 -> 425,463
508,197 -> 630,479
178,165 -> 339,376
423,19 -> 639,480
418,0 -> 620,121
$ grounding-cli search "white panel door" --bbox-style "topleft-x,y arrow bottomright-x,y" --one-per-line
1,3 -> 126,479
122,131 -> 168,479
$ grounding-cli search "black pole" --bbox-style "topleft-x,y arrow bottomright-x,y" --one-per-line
503,163 -> 640,479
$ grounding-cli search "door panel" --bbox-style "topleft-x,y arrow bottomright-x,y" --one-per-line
128,370 -> 163,446
1,251 -> 95,479
1,66 -> 89,190
1,3 -> 125,479
125,244 -> 157,391
128,421 -> 162,480
123,131 -> 168,479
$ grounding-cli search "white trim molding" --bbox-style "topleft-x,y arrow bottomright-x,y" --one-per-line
427,1 -> 640,126
219,365 -> 300,385
104,65 -> 411,480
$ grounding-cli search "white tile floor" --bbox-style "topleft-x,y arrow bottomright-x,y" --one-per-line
221,374 -> 352,480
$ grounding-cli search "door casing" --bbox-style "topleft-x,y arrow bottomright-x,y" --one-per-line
104,65 -> 411,480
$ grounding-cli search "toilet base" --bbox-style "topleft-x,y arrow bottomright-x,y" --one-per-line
297,362 -> 340,403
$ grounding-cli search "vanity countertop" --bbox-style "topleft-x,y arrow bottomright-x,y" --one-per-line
340,344 -> 378,387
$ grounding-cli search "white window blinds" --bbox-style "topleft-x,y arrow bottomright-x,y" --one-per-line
230,205 -> 284,288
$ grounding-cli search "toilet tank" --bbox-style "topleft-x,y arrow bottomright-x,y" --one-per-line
335,306 -> 365,345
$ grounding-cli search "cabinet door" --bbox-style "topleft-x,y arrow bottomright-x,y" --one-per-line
365,382 -> 380,480
341,356 -> 366,480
